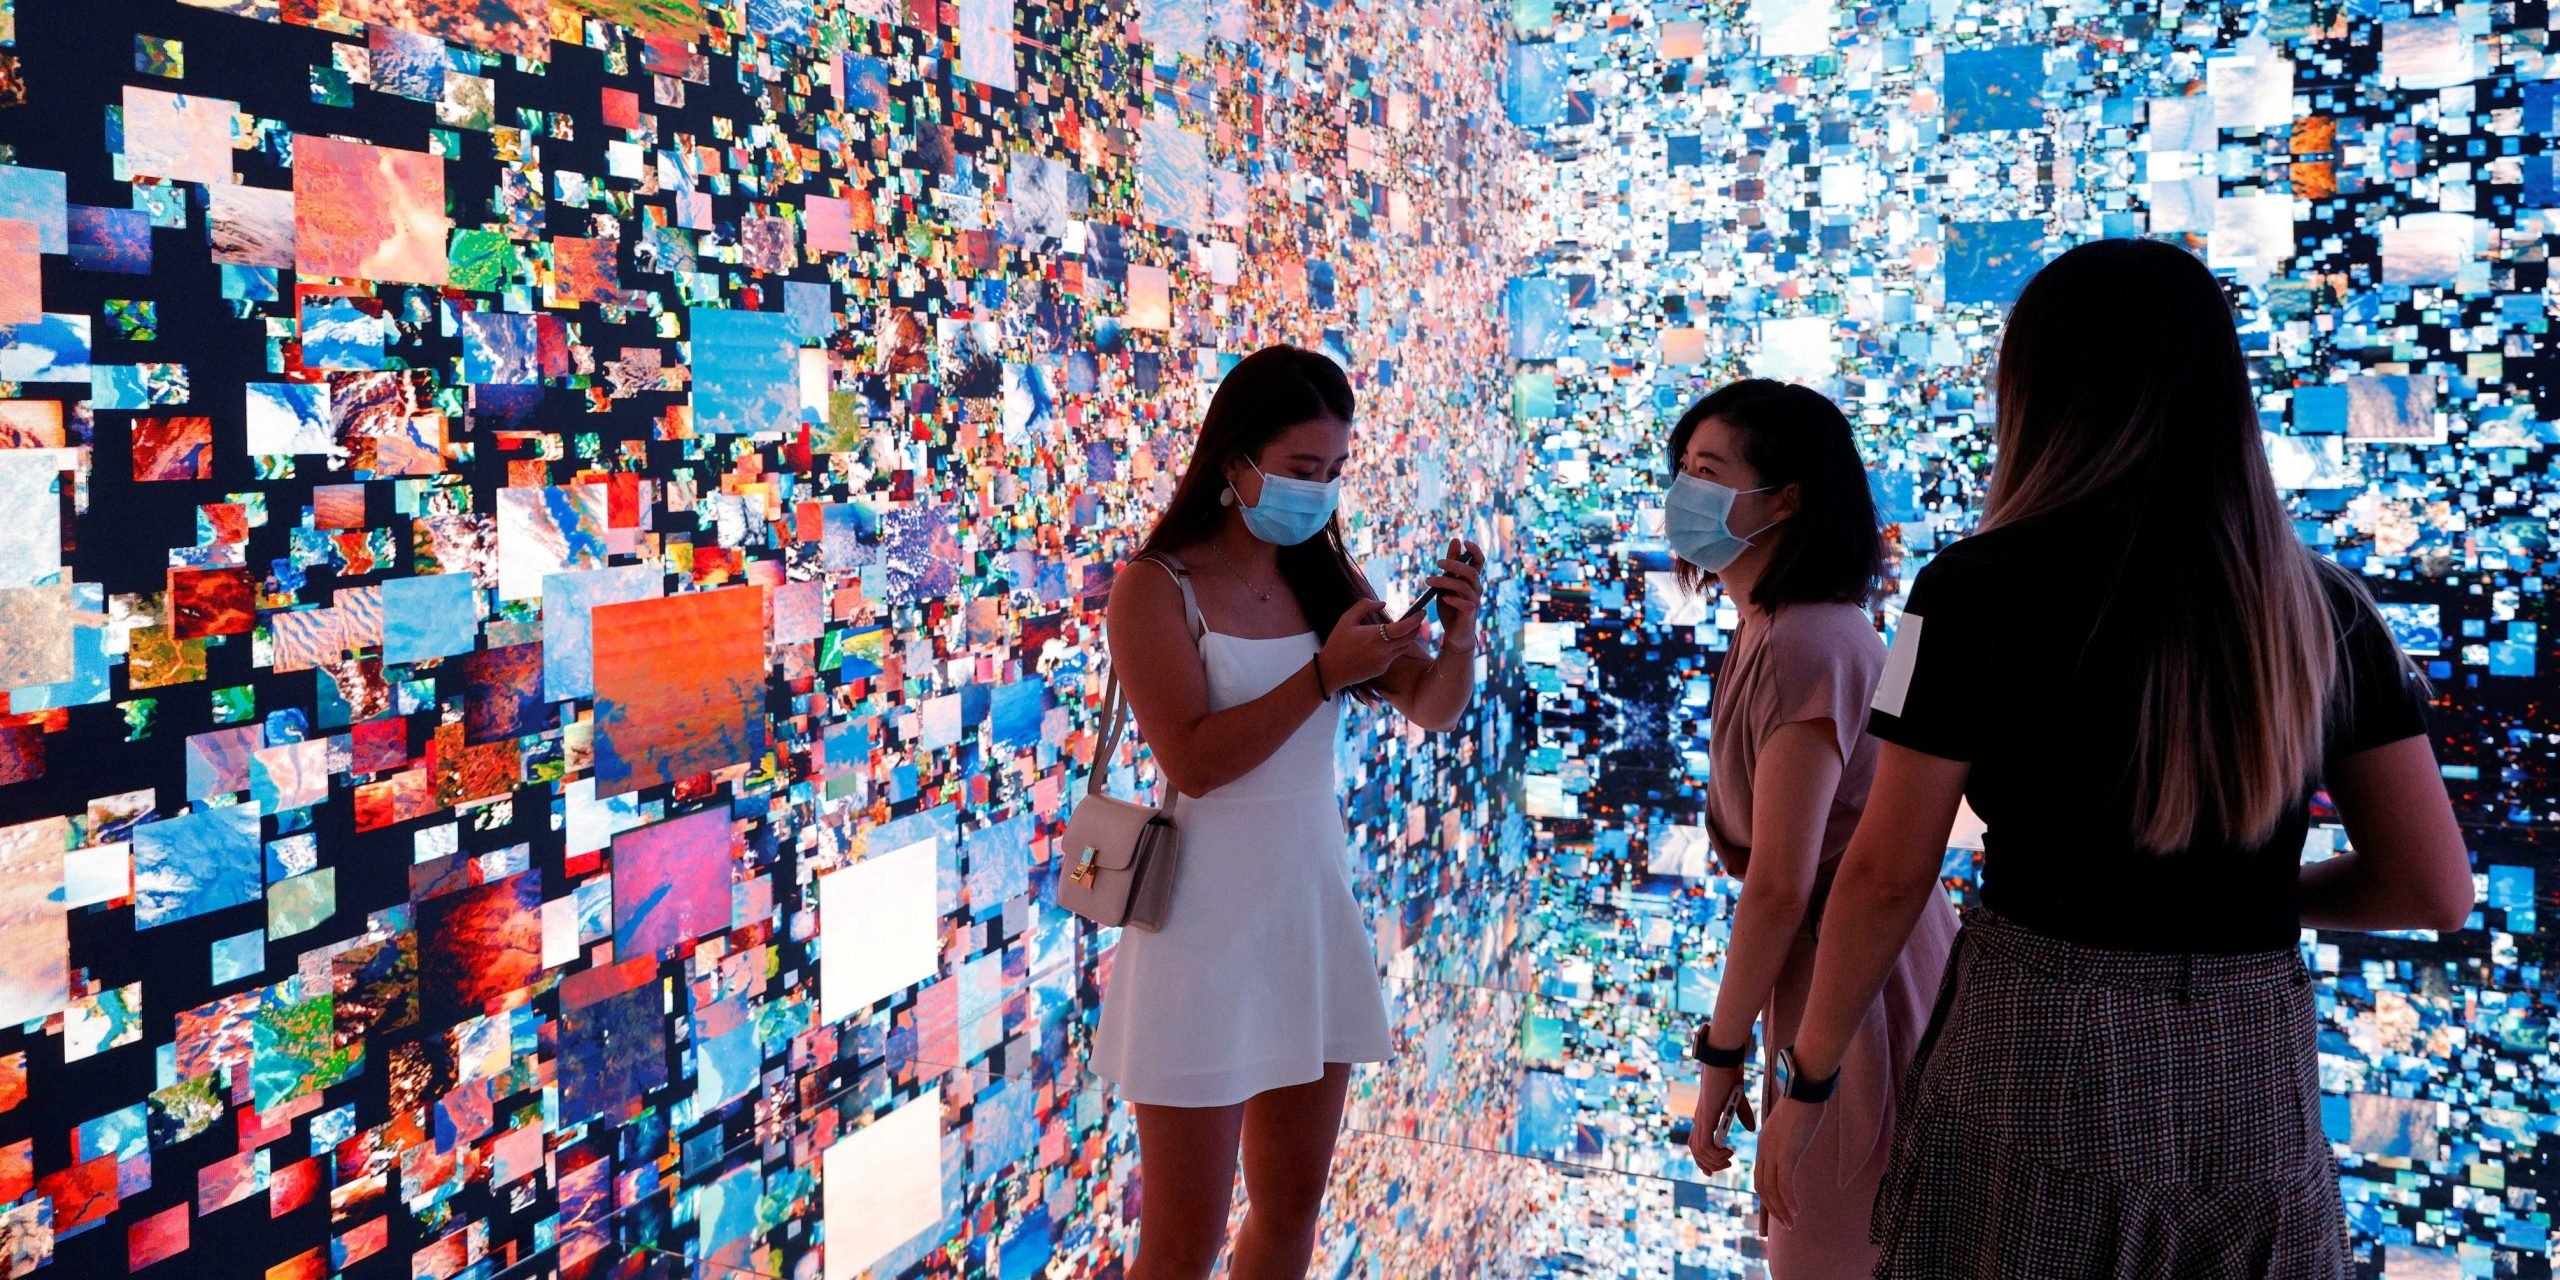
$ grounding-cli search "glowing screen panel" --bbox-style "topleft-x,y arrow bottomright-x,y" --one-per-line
1503,1 -> 2559,1274
0,0 -> 1521,1274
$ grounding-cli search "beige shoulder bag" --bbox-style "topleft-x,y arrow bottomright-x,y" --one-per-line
1055,666 -> 1182,930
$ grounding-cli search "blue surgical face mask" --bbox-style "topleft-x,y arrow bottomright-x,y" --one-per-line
1234,458 -> 1340,546
1664,471 -> 1777,573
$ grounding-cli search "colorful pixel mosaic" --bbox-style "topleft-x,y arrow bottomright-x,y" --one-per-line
5,0 -> 2559,1274
1493,0 -> 2560,1275
0,0 -> 1530,1274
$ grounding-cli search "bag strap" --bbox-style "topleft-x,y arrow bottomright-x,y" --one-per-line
1089,667 -> 1129,799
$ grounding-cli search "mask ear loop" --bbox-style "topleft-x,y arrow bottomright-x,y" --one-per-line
1729,487 -> 1780,546
1225,455 -> 1264,509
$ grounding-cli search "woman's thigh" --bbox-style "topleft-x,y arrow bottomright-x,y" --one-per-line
1132,1100 -> 1248,1237
1239,1063 -> 1352,1218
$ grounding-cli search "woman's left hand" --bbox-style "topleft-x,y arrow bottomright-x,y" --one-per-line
1425,538 -> 1487,632
1753,1095 -> 1823,1232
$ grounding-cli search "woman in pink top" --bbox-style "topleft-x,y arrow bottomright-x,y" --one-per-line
1667,379 -> 1959,1276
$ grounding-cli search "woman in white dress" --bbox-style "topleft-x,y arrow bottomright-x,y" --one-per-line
1092,344 -> 1487,1279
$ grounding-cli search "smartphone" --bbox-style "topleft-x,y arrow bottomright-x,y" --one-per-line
1397,544 -> 1482,622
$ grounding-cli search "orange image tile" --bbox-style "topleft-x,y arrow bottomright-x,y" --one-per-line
130,415 -> 211,480
0,400 -> 63,449
550,236 -> 620,305
589,586 -> 768,797
292,137 -> 449,285
336,0 -> 553,62
0,221 -> 38,325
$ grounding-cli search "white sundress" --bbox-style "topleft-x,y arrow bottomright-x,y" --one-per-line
1087,557 -> 1394,1108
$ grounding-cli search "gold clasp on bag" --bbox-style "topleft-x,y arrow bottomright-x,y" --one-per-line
1069,848 -> 1099,887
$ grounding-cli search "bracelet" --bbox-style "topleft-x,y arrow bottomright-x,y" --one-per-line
1311,651 -> 1332,702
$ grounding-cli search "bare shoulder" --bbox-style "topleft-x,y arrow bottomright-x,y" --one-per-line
1106,555 -> 1186,630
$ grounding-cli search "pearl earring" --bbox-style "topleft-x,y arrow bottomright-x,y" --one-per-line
1220,487 -> 1237,508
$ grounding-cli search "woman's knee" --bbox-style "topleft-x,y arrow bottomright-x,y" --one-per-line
1133,1220 -> 1230,1280
1241,1182 -> 1328,1239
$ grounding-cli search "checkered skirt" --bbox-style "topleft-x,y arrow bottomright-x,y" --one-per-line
1869,907 -> 2349,1280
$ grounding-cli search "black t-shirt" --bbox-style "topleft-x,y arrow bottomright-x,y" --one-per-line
1865,502 -> 2430,953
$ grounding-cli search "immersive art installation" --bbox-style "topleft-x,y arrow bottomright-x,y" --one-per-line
0,0 -> 2553,1275
0,0 -> 1528,1275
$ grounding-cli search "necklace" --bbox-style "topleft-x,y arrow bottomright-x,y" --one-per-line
1207,540 -> 1277,603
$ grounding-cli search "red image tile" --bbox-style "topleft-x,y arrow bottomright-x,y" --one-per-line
168,568 -> 254,639
130,416 -> 212,482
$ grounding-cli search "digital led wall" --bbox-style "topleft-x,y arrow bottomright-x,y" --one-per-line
0,0 -> 1530,1274
7,0 -> 2554,1274
1500,0 -> 2560,1275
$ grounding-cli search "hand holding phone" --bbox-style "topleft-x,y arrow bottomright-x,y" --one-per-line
1685,1062 -> 1757,1177
1398,539 -> 1486,623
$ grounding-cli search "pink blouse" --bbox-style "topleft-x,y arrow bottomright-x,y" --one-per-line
1704,600 -> 1885,877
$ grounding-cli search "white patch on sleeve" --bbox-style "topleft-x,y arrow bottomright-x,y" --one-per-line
1872,612 -> 1924,717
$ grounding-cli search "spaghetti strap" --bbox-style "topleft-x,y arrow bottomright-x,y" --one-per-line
1138,553 -> 1207,640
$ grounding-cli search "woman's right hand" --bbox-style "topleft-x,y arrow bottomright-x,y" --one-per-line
1685,1063 -> 1756,1175
1320,599 -> 1427,688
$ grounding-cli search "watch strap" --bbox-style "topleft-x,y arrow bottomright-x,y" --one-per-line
1777,1046 -> 1840,1103
1689,1021 -> 1750,1069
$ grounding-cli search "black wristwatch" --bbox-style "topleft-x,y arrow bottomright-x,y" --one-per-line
1772,1045 -> 1840,1103
1689,1020 -> 1751,1069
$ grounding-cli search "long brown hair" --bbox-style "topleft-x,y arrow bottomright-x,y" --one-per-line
1984,239 -> 2337,853
1136,345 -> 1376,667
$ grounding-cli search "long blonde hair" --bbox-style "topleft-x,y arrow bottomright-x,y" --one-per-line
1982,240 -> 2335,853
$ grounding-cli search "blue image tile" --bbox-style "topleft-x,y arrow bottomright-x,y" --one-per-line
2293,384 -> 2349,434
1507,42 -> 1569,127
1508,276 -> 1569,359
0,165 -> 68,254
690,307 -> 800,434
134,804 -> 262,929
1139,117 -> 1211,233
210,929 -> 265,984
1944,218 -> 2049,304
461,311 -> 540,385
381,572 -> 480,665
1944,44 -> 2047,133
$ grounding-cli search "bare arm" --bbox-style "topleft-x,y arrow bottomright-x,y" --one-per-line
1757,743 -> 1968,1225
1376,630 -> 1478,732
1704,720 -> 1841,1052
2300,734 -> 2473,932
1788,743 -> 1969,1080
